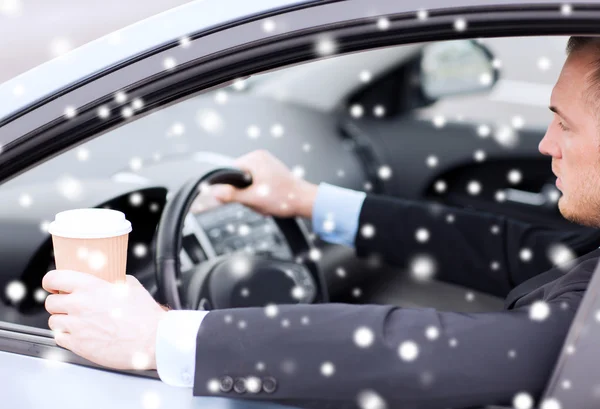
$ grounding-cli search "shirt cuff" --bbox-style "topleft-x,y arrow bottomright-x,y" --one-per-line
312,183 -> 367,247
156,310 -> 209,387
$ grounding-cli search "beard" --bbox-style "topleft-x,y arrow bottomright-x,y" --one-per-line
558,190 -> 600,228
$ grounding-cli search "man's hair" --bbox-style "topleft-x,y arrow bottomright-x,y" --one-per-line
566,36 -> 600,107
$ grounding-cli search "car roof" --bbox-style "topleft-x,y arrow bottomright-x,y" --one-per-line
0,0 -> 594,122
0,0 -> 309,121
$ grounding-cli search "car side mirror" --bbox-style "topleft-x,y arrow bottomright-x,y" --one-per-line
420,40 -> 499,100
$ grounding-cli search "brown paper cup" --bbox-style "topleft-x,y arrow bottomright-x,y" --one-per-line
51,234 -> 129,283
48,209 -> 132,286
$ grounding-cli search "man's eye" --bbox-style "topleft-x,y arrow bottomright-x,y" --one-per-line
558,122 -> 569,131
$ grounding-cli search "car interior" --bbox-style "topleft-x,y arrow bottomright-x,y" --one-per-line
1,35 -> 600,333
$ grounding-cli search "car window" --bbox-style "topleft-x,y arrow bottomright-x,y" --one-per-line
0,35 -> 591,334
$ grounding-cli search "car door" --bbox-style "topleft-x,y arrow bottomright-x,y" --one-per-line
2,1 -> 600,409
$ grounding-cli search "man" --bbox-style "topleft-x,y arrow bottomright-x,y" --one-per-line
42,36 -> 600,409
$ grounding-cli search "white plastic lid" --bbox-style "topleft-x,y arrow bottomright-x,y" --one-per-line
48,208 -> 132,239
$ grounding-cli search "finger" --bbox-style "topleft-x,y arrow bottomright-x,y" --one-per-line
48,314 -> 75,335
45,294 -> 73,315
43,269 -> 102,294
53,330 -> 73,351
211,184 -> 235,202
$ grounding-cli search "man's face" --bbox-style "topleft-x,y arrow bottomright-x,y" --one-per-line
539,46 -> 600,227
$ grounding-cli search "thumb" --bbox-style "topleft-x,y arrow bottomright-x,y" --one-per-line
211,184 -> 236,203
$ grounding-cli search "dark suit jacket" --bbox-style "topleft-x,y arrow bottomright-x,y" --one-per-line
192,194 -> 600,409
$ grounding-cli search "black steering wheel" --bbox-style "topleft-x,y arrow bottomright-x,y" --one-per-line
155,167 -> 328,311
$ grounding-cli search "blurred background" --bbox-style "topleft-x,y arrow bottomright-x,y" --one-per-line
0,0 -> 191,83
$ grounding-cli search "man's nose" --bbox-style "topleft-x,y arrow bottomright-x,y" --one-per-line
538,129 -> 560,158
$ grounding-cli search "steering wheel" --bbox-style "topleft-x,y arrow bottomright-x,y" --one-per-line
155,167 -> 328,310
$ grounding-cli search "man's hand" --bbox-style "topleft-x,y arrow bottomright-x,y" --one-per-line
210,150 -> 319,219
42,270 -> 167,371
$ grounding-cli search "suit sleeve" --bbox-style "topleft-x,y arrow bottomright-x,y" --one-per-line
192,293 -> 584,409
354,193 -> 600,297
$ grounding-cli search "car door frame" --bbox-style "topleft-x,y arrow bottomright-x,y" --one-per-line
2,0 -> 600,406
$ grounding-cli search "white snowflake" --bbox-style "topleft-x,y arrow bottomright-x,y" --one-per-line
336,267 -> 346,278
315,37 -> 338,56
76,147 -> 90,161
232,78 -> 247,91
215,90 -> 228,104
474,150 -> 486,162
465,292 -> 475,302
513,392 -> 534,409
359,70 -> 372,83
121,106 -> 134,119
547,189 -> 561,203
491,225 -> 500,234
378,166 -> 392,180
323,218 -> 336,233
97,106 -> 110,119
529,300 -> 550,321
114,91 -> 127,103
163,57 -> 177,70
247,125 -> 261,139
446,214 -> 455,223
291,286 -> 305,300
231,257 -> 250,277
512,116 -> 525,129
415,228 -> 430,243
238,320 -> 247,329
133,243 -> 148,258
265,304 -> 279,318
508,169 -> 522,184
540,398 -> 561,409
508,349 -> 517,359
373,105 -> 386,117
495,190 -> 507,202
454,18 -> 468,31
426,155 -> 438,168
547,244 -> 575,268
417,9 -> 429,20
19,193 -> 33,208
561,4 -> 573,16
196,109 -> 224,134
434,180 -> 447,193
5,280 -> 26,303
303,143 -> 312,152
354,326 -> 374,348
565,344 -> 575,355
561,380 -> 571,389
398,341 -> 419,362
50,37 -> 73,57
425,326 -> 439,340
357,390 -> 387,409
132,98 -> 144,111
57,175 -> 83,201
410,254 -> 436,281
88,250 -> 107,271
520,248 -> 533,262
224,314 -> 233,324
433,115 -> 446,128
238,224 -> 251,236
337,169 -> 345,178
309,248 -> 322,261
352,288 -> 362,298
39,221 -> 50,234
350,104 -> 364,118
321,361 -> 335,377
491,261 -> 500,270
494,125 -> 518,147
64,106 -> 77,119
479,73 -> 493,86
207,379 -> 220,393
301,316 -> 310,325
256,362 -> 266,371
449,338 -> 458,348
538,57 -> 551,71
467,181 -> 481,195
0,0 -> 23,17
281,319 -> 290,328
262,19 -> 276,33
132,351 -> 150,370
271,124 -> 285,138
179,36 -> 191,48
361,224 -> 375,238
364,182 -> 373,191
129,192 -> 144,206
377,17 -> 390,31
477,124 -> 491,138
492,58 -> 503,69
34,288 -> 48,303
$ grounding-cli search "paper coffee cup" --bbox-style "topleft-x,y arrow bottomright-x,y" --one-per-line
48,209 -> 132,283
